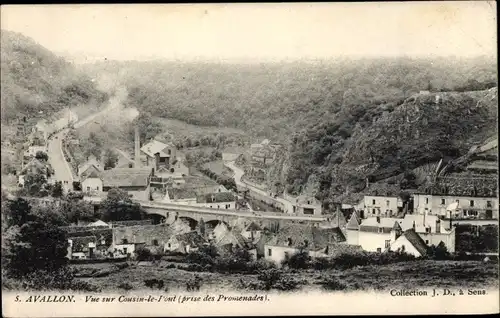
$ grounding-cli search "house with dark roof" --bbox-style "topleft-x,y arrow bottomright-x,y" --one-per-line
164,231 -> 206,254
389,229 -> 429,257
163,187 -> 198,205
102,167 -> 152,201
264,224 -> 346,266
112,224 -> 173,258
215,229 -> 256,258
81,169 -> 103,194
18,158 -> 54,187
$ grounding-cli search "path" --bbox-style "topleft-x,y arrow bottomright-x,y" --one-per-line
47,129 -> 74,193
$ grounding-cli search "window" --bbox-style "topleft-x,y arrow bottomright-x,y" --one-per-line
372,209 -> 376,214
386,200 -> 390,206
268,248 -> 272,256
86,186 -> 90,191
123,247 -> 127,254
425,240 -> 429,244
441,198 -> 446,205
487,201 -> 492,208
456,199 -> 459,204
470,200 -> 474,207
376,248 -> 382,253
284,252 -> 290,260
385,240 -> 390,248
167,243 -> 171,248
168,149 -> 171,155
378,228 -> 383,233
425,198 -> 429,204
372,199 -> 376,205
152,239 -> 158,246
96,186 -> 99,191
217,205 -> 220,209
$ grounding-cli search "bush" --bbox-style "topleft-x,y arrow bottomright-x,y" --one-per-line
144,279 -> 164,289
257,269 -> 283,291
311,257 -> 330,270
185,251 -> 215,266
186,275 -> 203,292
118,282 -> 134,291
282,250 -> 311,269
321,277 -> 348,291
273,276 -> 301,291
135,246 -> 153,261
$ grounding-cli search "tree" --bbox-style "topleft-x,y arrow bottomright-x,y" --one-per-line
100,188 -> 144,221
35,151 -> 48,161
24,171 -> 49,197
5,198 -> 33,227
61,199 -> 98,224
103,148 -> 119,170
51,181 -> 64,197
2,201 -> 69,279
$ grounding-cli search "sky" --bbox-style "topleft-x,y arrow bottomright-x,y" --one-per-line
1,2 -> 497,62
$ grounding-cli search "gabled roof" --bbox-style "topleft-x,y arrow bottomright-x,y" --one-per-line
140,140 -> 173,158
322,243 -> 364,258
19,158 -> 49,176
267,224 -> 346,250
81,166 -> 103,182
216,230 -> 252,249
399,229 -> 429,256
102,168 -> 151,188
346,211 -> 361,230
197,192 -> 236,204
359,217 -> 401,232
88,220 -> 108,227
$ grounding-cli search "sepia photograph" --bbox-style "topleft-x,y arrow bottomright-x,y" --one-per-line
1,2 -> 498,317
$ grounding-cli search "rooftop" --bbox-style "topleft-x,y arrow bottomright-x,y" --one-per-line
141,140 -> 174,158
399,229 -> 429,256
102,168 -> 151,188
267,224 -> 346,250
167,187 -> 198,200
197,192 -> 236,204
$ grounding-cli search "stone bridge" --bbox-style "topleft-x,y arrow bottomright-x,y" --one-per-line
136,200 -> 326,230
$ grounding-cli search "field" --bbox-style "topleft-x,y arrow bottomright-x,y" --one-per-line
72,260 -> 499,293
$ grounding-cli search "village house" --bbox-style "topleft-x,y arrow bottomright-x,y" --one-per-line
24,144 -> 47,159
77,155 -> 103,177
348,213 -> 456,253
140,139 -> 177,172
102,168 -> 152,201
264,224 -> 346,267
164,231 -> 206,254
209,221 -> 231,242
112,224 -> 173,258
412,193 -> 498,219
345,211 -> 362,245
163,187 -> 198,205
355,195 -> 403,218
284,194 -> 323,216
215,229 -> 256,259
169,217 -> 194,234
388,228 -> 430,258
196,192 -> 237,210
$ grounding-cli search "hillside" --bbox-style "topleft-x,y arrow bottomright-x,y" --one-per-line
80,57 -> 497,142
285,88 -> 498,204
0,30 -> 109,124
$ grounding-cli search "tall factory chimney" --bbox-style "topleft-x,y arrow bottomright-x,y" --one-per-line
134,126 -> 141,168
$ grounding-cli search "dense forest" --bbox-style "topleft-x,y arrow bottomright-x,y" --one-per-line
81,57 -> 496,143
0,30 -> 108,124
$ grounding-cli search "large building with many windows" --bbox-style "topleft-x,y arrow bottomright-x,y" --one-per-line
412,193 -> 498,219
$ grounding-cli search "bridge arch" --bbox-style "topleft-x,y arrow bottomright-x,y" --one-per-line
179,216 -> 198,230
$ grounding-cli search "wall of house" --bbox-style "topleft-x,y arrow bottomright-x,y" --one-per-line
112,243 -> 136,257
26,146 -> 47,157
413,194 -> 498,219
296,205 -> 322,216
196,201 -> 236,210
418,230 -> 456,253
264,244 -> 301,267
358,231 -> 392,252
346,229 -> 359,245
389,236 -> 423,257
361,196 -> 401,217
82,178 -> 103,193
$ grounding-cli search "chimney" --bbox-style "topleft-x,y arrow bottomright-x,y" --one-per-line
376,216 -> 380,223
154,152 -> 160,171
436,219 -> 441,234
134,127 -> 141,168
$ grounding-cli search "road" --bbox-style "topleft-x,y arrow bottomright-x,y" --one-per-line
224,161 -> 294,214
46,102 -> 120,192
47,129 -> 74,193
